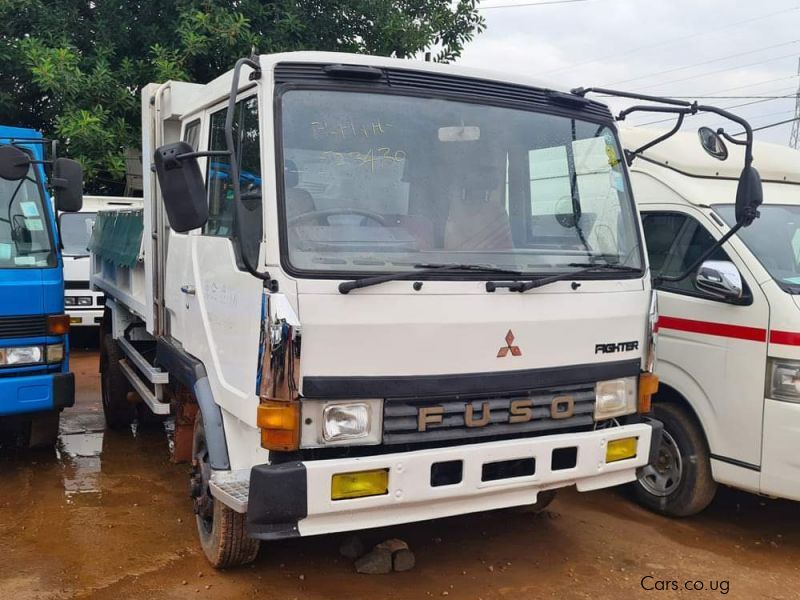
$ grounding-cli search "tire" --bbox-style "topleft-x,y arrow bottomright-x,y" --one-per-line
100,333 -> 135,430
192,413 -> 259,568
635,403 -> 717,517
27,410 -> 60,448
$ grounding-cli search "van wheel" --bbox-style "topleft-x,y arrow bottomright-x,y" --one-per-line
635,403 -> 717,517
191,412 -> 259,568
100,333 -> 135,430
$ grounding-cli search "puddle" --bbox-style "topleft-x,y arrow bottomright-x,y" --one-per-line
57,429 -> 105,500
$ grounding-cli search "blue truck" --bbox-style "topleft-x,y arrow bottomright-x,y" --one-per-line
0,125 -> 83,447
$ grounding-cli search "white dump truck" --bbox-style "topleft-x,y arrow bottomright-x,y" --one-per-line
622,126 -> 800,515
91,52 -> 763,567
61,196 -> 142,326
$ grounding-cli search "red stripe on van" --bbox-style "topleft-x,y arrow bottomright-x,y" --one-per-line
657,316 -> 767,342
769,330 -> 800,346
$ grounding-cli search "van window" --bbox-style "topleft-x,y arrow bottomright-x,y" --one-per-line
183,119 -> 201,151
643,212 -> 734,298
205,96 -> 262,265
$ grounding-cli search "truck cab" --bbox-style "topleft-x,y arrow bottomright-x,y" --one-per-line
0,125 -> 82,447
624,126 -> 800,515
94,52 -> 669,568
61,195 -> 142,327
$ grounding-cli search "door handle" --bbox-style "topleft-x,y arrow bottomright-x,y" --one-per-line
180,284 -> 196,295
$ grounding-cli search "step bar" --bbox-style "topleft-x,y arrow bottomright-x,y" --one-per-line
117,336 -> 170,415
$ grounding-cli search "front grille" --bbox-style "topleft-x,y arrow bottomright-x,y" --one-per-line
64,280 -> 90,290
383,384 -> 595,445
0,315 -> 48,339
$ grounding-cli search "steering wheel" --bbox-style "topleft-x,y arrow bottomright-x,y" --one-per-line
288,207 -> 388,228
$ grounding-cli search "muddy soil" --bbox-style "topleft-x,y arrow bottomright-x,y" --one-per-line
1,349 -> 798,599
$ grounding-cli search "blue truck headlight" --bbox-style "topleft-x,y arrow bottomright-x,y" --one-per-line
0,346 -> 44,366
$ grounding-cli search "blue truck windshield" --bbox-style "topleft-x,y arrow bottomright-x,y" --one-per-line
0,159 -> 56,268
279,89 -> 642,275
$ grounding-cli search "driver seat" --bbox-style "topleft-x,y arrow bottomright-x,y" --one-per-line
284,160 -> 316,220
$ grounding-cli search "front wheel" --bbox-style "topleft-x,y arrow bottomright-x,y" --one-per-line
191,412 -> 259,568
634,403 -> 717,517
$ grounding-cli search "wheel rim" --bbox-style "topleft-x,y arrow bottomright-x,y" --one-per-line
638,430 -> 683,497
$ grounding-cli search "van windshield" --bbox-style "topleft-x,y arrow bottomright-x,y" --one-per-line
716,204 -> 800,293
60,212 -> 97,257
0,157 -> 56,268
278,89 -> 642,276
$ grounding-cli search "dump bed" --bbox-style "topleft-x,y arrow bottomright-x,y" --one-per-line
90,208 -> 148,320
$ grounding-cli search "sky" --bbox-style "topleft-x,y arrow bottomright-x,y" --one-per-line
455,0 -> 800,145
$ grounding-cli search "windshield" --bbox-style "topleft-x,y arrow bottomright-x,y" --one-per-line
278,89 -> 642,276
0,157 -> 56,268
60,212 -> 96,256
716,204 -> 800,293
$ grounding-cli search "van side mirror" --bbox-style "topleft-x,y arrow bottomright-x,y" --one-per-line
695,260 -> 743,300
153,141 -> 208,233
0,145 -> 31,181
734,165 -> 762,228
52,157 -> 84,212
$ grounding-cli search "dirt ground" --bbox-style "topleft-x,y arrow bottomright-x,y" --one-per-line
1,342 -> 799,600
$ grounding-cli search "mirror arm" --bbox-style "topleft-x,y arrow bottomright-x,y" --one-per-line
224,56 -> 272,284
716,128 -> 748,146
654,223 -> 742,286
623,111 -> 687,166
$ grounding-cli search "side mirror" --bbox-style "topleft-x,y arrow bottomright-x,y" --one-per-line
695,260 -> 743,300
153,141 -> 208,233
735,165 -> 763,227
0,145 -> 31,181
52,158 -> 84,212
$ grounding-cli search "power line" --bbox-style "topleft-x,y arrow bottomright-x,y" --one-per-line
632,52 -> 799,92
480,0 -> 591,8
733,116 -> 800,135
541,6 -> 798,76
604,40 -> 800,87
630,93 -> 796,128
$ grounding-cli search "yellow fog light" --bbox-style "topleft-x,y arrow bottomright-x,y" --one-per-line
331,469 -> 389,501
606,437 -> 638,463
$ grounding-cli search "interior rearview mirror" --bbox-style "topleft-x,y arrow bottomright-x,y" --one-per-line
734,165 -> 763,227
52,157 -> 84,212
438,126 -> 480,142
695,260 -> 743,300
153,141 -> 208,233
0,145 -> 31,181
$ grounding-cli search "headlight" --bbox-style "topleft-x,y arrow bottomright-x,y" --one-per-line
46,343 -> 65,364
64,297 -> 77,306
0,346 -> 44,366
323,403 -> 371,441
300,399 -> 383,447
594,376 -> 637,420
768,358 -> 800,403
77,296 -> 92,306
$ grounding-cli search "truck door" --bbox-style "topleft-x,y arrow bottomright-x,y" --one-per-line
168,95 -> 265,425
642,208 -> 769,475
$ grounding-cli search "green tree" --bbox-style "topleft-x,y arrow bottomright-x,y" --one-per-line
0,0 -> 484,191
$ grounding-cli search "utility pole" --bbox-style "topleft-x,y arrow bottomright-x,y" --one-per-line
790,57 -> 800,148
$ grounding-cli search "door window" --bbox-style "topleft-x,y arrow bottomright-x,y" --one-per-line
642,211 -> 738,298
205,96 -> 262,265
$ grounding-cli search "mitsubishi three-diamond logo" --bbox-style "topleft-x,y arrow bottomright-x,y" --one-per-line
497,330 -> 522,358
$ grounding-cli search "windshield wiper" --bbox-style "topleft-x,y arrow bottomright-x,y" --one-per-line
338,263 -> 522,294
486,263 -> 641,293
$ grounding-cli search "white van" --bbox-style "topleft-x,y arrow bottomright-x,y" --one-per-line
60,196 -> 142,326
623,126 -> 800,515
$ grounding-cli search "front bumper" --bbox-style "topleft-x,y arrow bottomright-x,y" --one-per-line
0,371 -> 74,417
227,421 -> 655,540
66,308 -> 104,327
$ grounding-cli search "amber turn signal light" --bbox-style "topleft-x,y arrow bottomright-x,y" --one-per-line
47,314 -> 70,335
638,373 -> 659,414
257,400 -> 300,451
